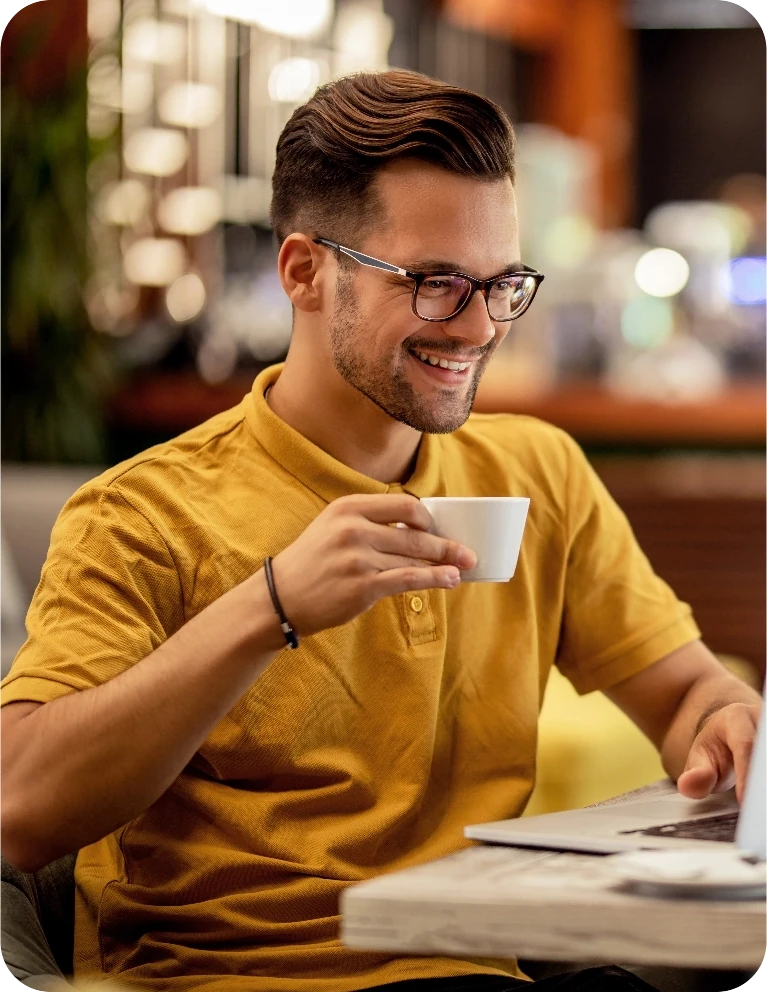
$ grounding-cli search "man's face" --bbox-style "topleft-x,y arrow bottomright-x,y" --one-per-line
327,159 -> 520,434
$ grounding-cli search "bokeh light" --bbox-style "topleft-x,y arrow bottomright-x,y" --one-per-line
268,58 -> 322,104
166,273 -> 207,323
634,248 -> 690,297
123,128 -> 189,177
620,296 -> 675,349
124,238 -> 186,286
194,0 -> 334,38
158,83 -> 222,129
158,187 -> 222,236
727,257 -> 767,306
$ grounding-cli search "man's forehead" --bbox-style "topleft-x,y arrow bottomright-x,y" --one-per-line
369,161 -> 518,271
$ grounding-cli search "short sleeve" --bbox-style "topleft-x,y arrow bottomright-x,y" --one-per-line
1,484 -> 184,706
555,434 -> 701,694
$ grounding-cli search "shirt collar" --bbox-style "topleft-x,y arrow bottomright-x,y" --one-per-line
243,364 -> 444,504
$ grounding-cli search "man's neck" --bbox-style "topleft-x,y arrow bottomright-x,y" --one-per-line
265,355 -> 422,485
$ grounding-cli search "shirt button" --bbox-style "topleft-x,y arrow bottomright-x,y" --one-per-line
410,596 -> 423,613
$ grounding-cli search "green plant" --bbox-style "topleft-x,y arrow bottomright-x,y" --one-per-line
2,66 -> 114,463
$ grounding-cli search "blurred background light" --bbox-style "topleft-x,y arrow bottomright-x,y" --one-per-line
543,214 -> 596,269
88,0 -> 121,41
620,296 -> 675,348
121,68 -> 154,114
158,187 -> 222,235
728,257 -> 767,306
123,128 -> 189,177
124,238 -> 186,286
332,1 -> 394,74
166,273 -> 207,322
634,247 -> 690,297
123,18 -> 186,65
87,54 -> 121,107
645,201 -> 750,255
96,179 -> 149,226
267,58 -> 322,104
193,0 -> 334,38
158,82 -> 222,129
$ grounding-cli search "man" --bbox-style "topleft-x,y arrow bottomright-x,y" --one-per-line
1,71 -> 761,992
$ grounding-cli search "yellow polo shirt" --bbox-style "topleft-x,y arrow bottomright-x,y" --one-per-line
2,363 -> 700,991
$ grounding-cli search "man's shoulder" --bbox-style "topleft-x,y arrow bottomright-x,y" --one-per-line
62,402 -> 254,520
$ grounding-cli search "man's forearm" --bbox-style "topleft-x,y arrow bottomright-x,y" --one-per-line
1,571 -> 284,872
660,668 -> 761,782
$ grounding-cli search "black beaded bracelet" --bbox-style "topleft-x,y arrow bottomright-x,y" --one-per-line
263,556 -> 299,650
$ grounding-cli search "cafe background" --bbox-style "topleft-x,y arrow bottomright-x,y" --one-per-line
2,0 -> 765,813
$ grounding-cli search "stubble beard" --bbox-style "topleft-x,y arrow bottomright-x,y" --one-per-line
328,275 -> 490,434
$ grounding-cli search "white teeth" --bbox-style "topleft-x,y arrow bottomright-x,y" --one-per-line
412,349 -> 471,371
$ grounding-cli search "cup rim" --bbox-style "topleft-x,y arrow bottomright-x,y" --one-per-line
420,496 -> 530,503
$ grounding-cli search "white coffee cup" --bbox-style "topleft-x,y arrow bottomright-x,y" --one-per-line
420,496 -> 530,582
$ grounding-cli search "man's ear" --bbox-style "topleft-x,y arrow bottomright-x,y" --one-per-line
277,234 -> 328,313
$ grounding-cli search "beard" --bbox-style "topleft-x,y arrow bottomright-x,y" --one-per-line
328,274 -> 494,434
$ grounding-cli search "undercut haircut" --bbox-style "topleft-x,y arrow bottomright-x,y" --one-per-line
269,69 -> 516,247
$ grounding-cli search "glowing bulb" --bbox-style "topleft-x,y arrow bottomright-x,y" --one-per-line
634,248 -> 690,298
166,274 -> 207,322
193,0 -> 333,38
268,58 -> 322,103
158,83 -> 222,129
124,128 -> 188,177
97,179 -> 149,226
158,187 -> 222,236
728,257 -> 767,306
124,238 -> 186,286
123,19 -> 185,64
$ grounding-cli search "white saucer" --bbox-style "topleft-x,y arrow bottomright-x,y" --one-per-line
607,849 -> 766,899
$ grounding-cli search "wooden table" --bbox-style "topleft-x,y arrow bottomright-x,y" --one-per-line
342,788 -> 766,972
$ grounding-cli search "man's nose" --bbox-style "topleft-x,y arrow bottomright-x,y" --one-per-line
441,289 -> 496,348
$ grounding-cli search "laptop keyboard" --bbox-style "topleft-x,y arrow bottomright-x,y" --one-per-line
619,810 -> 739,843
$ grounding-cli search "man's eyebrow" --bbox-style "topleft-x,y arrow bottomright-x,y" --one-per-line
403,259 -> 525,275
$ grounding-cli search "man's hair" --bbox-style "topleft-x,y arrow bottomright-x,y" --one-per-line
269,70 -> 516,246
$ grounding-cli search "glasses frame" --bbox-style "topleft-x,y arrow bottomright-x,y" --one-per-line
313,237 -> 544,323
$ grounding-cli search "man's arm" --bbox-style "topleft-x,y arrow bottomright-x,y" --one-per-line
1,493 -> 474,873
604,640 -> 762,801
1,573 -> 286,873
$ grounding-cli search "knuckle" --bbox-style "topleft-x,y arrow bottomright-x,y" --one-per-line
400,566 -> 420,587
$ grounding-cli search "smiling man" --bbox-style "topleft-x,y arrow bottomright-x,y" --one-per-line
1,71 -> 760,992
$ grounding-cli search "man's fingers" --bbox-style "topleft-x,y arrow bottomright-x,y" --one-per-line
339,494 -> 434,531
677,762 -> 718,800
678,704 -> 757,801
372,564 -> 461,598
371,523 -> 477,570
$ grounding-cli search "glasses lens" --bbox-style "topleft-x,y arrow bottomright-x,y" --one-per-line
488,274 -> 537,321
415,275 -> 473,319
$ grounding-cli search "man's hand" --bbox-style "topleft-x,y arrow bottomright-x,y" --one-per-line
676,701 -> 760,803
605,641 -> 763,804
271,493 -> 477,637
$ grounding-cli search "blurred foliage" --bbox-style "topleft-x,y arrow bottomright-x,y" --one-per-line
1,68 -> 115,463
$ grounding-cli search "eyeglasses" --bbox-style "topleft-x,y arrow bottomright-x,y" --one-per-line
313,237 -> 544,323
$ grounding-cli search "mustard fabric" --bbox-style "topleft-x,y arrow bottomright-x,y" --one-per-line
2,363 -> 700,991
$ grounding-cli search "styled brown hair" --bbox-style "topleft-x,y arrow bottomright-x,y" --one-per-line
269,70 -> 516,245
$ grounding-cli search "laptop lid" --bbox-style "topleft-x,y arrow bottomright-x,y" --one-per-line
735,696 -> 766,860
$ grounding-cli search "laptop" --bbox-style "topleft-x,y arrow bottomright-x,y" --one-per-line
466,691 -> 765,861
